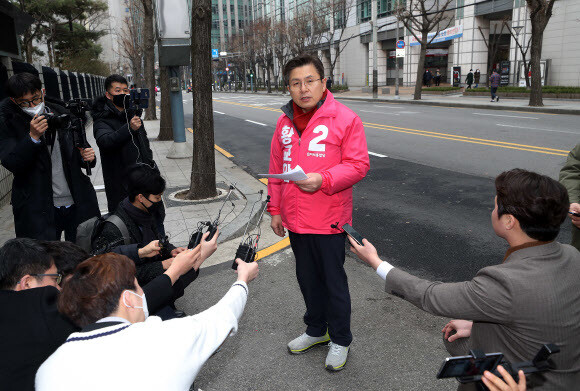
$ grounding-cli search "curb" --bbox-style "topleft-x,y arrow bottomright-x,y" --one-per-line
333,96 -> 580,115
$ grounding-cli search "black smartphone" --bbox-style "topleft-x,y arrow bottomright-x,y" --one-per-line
342,223 -> 364,246
437,352 -> 503,379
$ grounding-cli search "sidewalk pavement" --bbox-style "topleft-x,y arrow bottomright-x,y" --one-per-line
220,87 -> 580,115
0,118 -> 285,269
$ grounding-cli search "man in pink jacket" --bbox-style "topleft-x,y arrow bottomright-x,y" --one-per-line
268,54 -> 370,371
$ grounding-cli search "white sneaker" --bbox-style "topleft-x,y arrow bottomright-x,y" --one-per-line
287,332 -> 330,354
325,342 -> 349,371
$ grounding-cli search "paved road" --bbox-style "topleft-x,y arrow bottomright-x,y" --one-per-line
179,92 -> 573,282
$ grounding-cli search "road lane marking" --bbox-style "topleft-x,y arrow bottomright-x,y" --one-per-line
496,124 -> 579,135
214,144 -> 234,157
259,178 -> 268,185
211,99 -> 568,157
473,113 -> 538,119
360,109 -> 395,114
214,111 -> 225,114
368,151 -> 388,157
364,122 -> 568,156
506,110 -> 557,116
255,237 -> 291,261
246,119 -> 267,126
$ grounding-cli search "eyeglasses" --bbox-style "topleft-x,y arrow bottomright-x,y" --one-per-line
15,95 -> 43,108
30,273 -> 63,285
289,78 -> 322,91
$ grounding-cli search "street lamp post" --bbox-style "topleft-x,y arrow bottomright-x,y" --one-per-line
240,28 -> 247,92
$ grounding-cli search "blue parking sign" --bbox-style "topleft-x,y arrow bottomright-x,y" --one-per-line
212,49 -> 219,59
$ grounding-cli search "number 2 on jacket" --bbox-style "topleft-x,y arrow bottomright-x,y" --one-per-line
309,125 -> 328,152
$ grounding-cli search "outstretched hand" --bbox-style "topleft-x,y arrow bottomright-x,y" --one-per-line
347,236 -> 382,270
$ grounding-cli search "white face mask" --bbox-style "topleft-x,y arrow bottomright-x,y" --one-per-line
123,290 -> 149,319
21,101 -> 45,117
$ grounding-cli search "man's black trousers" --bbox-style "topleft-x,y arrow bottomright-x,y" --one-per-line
289,231 -> 352,347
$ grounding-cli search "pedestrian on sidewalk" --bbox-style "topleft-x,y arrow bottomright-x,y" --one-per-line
474,69 -> 481,88
466,69 -> 474,90
268,54 -> 370,371
490,69 -> 501,102
435,69 -> 441,86
91,74 -> 159,215
423,69 -> 432,87
0,73 -> 100,241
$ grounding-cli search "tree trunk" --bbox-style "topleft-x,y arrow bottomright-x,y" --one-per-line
266,63 -> 272,93
157,66 -> 174,140
187,0 -> 217,200
528,21 -> 544,106
142,0 -> 158,120
413,37 -> 428,100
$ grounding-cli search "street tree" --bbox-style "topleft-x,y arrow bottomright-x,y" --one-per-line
139,0 -> 157,119
322,0 -> 356,84
187,0 -> 217,200
505,23 -> 531,88
397,0 -> 454,100
157,65 -> 173,141
118,4 -> 145,86
526,0 -> 556,107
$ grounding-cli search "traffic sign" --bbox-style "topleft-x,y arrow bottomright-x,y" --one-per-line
211,49 -> 219,59
396,40 -> 405,49
226,67 -> 229,71
396,48 -> 405,58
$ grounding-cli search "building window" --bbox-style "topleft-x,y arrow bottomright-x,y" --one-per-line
357,0 -> 371,23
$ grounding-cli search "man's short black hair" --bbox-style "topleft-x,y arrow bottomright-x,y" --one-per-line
105,74 -> 128,92
5,72 -> 42,99
127,164 -> 166,202
495,169 -> 569,241
0,238 -> 53,289
283,54 -> 325,85
41,241 -> 90,278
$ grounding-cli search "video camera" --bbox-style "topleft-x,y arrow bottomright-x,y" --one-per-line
65,98 -> 94,176
129,88 -> 150,117
437,344 -> 560,389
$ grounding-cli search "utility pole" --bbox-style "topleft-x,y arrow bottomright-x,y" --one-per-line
395,13 -> 400,99
371,0 -> 378,98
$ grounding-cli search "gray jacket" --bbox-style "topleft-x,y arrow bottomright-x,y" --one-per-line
385,241 -> 580,390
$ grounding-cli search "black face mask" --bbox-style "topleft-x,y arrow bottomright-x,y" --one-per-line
141,197 -> 162,214
111,93 -> 131,109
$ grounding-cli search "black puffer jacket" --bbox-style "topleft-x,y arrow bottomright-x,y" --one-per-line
0,98 -> 99,240
91,96 -> 156,213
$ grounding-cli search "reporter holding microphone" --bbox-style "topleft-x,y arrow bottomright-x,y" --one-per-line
36,251 -> 259,391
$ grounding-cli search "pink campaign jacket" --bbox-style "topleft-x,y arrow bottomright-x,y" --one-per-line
267,91 -> 370,234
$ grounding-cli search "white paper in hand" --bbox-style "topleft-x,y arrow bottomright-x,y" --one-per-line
258,165 -> 309,181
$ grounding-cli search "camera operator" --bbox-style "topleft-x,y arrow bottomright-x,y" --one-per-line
0,73 -> 99,241
91,74 -> 158,214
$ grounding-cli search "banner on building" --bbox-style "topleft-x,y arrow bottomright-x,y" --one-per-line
409,25 -> 463,46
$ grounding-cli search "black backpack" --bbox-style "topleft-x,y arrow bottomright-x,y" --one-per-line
76,214 -> 131,254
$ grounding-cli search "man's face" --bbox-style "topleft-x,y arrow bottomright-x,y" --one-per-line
105,82 -> 129,102
287,64 -> 326,113
11,90 -> 43,109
